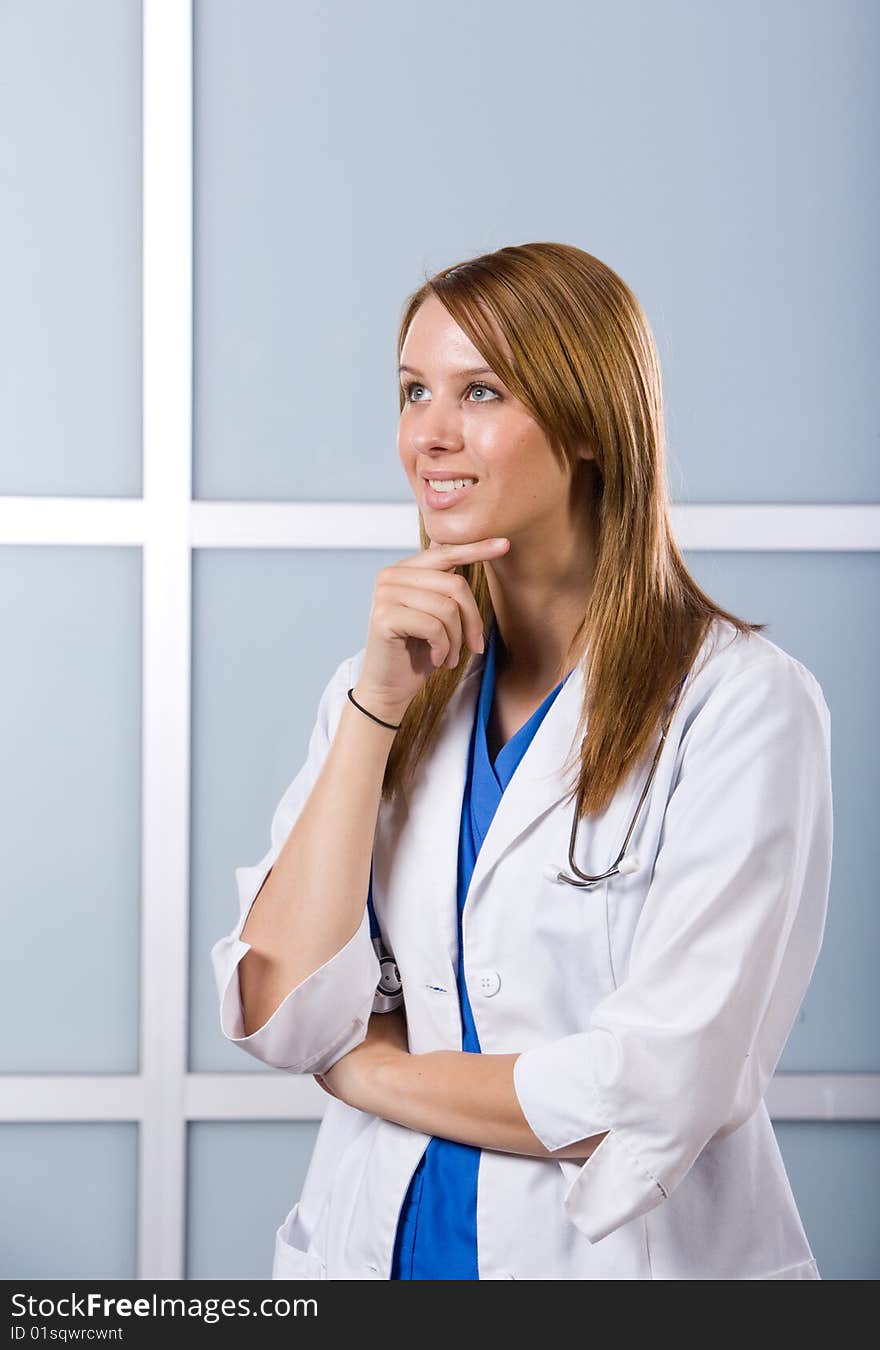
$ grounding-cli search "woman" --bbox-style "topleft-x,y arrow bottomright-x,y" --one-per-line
211,242 -> 832,1280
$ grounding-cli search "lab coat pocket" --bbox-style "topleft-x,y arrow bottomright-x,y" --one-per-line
271,1201 -> 327,1280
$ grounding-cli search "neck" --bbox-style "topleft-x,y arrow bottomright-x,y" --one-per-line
485,520 -> 596,689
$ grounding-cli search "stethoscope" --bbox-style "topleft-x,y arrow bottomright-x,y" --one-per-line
368,861 -> 405,1012
543,669 -> 690,890
367,666 -> 691,1010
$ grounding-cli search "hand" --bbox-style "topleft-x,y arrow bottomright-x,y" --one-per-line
353,536 -> 510,723
314,1006 -> 410,1110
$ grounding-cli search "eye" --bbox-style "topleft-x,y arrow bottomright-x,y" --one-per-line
401,380 -> 501,404
467,382 -> 500,403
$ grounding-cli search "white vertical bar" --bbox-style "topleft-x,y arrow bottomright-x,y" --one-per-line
140,0 -> 192,1281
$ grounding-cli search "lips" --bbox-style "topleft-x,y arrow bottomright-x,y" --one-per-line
419,472 -> 479,482
422,478 -> 479,510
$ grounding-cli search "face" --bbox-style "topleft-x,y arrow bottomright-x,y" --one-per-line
397,294 -> 593,550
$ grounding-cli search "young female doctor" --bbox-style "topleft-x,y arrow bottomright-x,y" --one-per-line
211,241 -> 833,1280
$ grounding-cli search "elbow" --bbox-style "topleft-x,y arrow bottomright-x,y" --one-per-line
219,987 -> 373,1075
238,947 -> 278,1038
237,1013 -> 372,1076
212,910 -> 381,1074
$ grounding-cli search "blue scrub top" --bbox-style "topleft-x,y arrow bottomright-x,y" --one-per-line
388,617 -> 572,1280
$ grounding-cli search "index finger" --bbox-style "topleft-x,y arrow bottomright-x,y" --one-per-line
407,537 -> 510,570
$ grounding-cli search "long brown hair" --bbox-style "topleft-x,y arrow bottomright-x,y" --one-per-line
383,242 -> 765,819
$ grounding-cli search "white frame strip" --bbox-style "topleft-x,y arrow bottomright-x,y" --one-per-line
2,1073 -> 879,1125
1,500 -> 879,551
0,0 -> 877,1284
138,0 -> 193,1281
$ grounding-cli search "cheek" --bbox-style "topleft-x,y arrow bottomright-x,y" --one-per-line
480,414 -> 545,466
483,441 -> 547,492
397,439 -> 416,477
477,431 -> 522,476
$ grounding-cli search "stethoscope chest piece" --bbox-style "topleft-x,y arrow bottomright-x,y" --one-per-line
372,937 -> 404,1012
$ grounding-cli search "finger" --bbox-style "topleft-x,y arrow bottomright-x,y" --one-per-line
385,584 -> 469,665
379,570 -> 485,655
404,537 -> 510,571
381,599 -> 463,669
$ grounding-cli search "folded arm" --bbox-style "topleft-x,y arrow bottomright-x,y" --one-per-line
377,1048 -> 608,1161
320,654 -> 833,1244
319,1014 -> 607,1162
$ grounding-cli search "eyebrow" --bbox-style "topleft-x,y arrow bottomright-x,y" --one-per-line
398,364 -> 497,380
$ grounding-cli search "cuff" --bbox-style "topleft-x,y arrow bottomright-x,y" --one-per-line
210,903 -> 380,1074
512,1030 -> 614,1152
513,1030 -> 669,1244
555,1131 -> 668,1244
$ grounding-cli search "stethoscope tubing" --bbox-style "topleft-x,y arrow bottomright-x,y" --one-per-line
548,669 -> 690,889
371,666 -> 693,1015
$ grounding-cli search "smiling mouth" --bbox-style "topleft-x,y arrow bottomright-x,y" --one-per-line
425,477 -> 478,492
422,478 -> 479,508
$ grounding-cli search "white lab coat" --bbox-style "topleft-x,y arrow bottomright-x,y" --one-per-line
211,616 -> 832,1280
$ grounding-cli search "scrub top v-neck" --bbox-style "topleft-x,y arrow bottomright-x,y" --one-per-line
390,618 -> 572,1280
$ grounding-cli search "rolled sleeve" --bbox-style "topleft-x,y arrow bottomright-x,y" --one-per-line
209,648 -> 382,1075
212,899 -> 379,1074
513,1030 -> 612,1152
513,654 -> 833,1244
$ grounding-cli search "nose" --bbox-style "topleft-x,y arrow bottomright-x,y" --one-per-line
404,400 -> 466,456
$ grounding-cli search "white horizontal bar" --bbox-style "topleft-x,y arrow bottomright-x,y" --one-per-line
0,1077 -> 145,1119
2,1074 -> 879,1122
191,500 -> 421,549
1,501 -> 878,551
671,503 -> 880,551
184,1073 -> 330,1120
185,1073 -> 880,1123
765,1073 -> 880,1120
0,497 -> 147,544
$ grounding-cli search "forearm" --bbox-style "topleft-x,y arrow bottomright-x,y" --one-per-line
239,685 -> 408,1035
366,1049 -> 607,1162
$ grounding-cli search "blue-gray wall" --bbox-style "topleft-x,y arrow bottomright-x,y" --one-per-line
1,0 -> 878,1280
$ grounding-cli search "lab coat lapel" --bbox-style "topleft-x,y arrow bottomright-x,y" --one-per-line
400,650 -> 587,969
399,655 -> 483,971
465,654 -> 587,906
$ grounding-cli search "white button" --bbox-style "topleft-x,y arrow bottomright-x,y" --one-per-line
474,968 -> 501,997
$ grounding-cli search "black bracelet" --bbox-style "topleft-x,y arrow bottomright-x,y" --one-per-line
347,687 -> 402,730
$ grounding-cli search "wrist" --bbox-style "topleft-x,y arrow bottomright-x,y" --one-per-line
361,1044 -> 408,1119
350,682 -> 412,728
